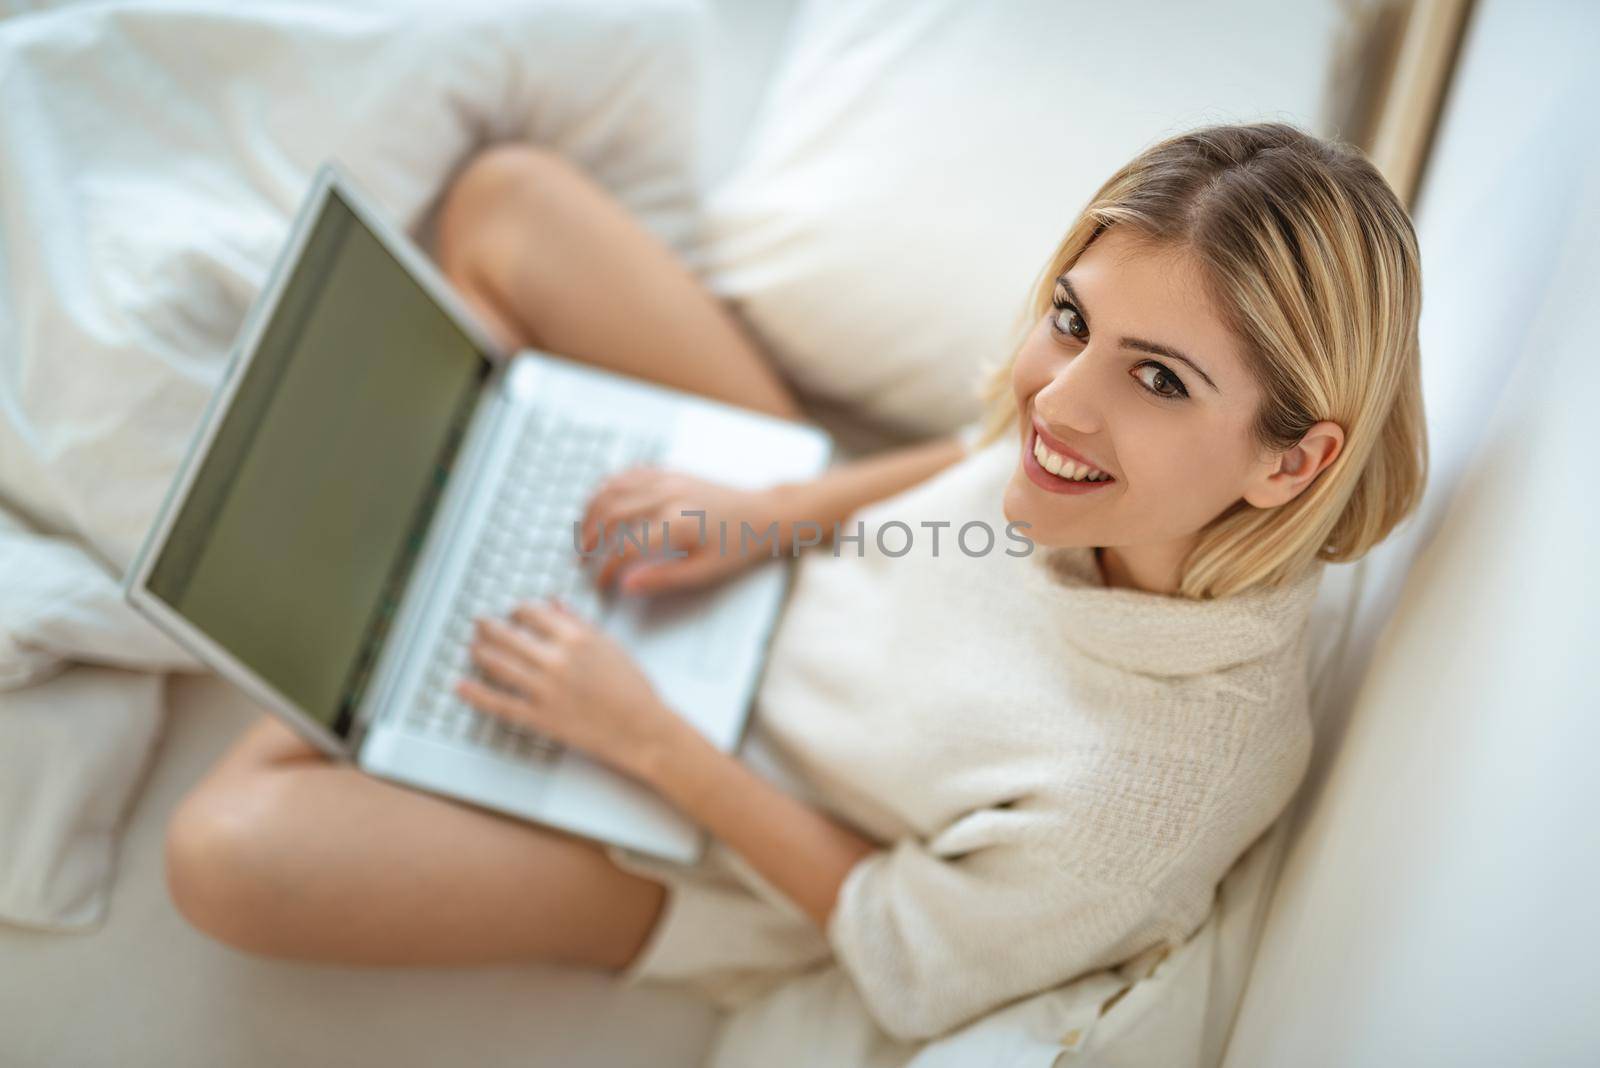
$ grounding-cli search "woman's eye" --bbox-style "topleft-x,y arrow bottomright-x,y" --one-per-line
1133,362 -> 1190,401
1048,297 -> 1088,340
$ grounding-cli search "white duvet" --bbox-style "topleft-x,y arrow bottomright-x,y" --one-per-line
0,0 -> 708,928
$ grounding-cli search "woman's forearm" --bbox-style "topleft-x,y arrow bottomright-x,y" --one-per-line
767,434 -> 965,550
636,716 -> 879,932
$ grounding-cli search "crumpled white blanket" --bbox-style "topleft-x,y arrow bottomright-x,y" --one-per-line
0,0 -> 708,928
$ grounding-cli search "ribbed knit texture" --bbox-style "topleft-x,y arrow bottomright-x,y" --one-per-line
738,427 -> 1325,1042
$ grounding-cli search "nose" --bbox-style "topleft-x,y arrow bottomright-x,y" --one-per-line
1032,344 -> 1105,437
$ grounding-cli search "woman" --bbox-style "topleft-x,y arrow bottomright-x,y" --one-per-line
165,121 -> 1426,1047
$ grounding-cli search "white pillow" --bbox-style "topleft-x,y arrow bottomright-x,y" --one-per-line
689,0 -> 1344,441
0,0 -> 709,685
0,665 -> 165,932
0,0 -> 710,930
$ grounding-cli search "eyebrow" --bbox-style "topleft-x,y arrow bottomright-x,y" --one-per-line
1058,276 -> 1221,394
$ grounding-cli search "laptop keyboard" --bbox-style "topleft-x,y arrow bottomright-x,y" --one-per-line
399,411 -> 667,762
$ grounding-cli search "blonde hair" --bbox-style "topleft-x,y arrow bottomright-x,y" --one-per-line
975,121 -> 1428,599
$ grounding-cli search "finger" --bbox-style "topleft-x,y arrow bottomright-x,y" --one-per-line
580,476 -> 674,554
667,510 -> 712,551
512,598 -> 582,639
595,517 -> 665,589
455,677 -> 535,726
475,617 -> 557,667
619,551 -> 728,596
506,600 -> 561,640
626,504 -> 717,583
470,643 -> 547,699
609,512 -> 713,587
600,464 -> 663,491
584,468 -> 687,544
578,479 -> 632,554
583,489 -> 678,560
596,504 -> 699,589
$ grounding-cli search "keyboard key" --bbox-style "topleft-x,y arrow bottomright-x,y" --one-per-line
393,411 -> 666,765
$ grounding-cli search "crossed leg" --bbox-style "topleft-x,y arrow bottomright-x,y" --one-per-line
433,142 -> 804,422
166,716 -> 665,970
164,143 -> 807,970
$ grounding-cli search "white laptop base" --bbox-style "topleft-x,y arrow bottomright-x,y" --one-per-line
353,353 -> 828,865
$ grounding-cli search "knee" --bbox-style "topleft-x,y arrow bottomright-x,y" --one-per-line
164,776 -> 292,955
435,142 -> 576,276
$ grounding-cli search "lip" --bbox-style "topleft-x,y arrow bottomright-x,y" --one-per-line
1030,416 -> 1112,477
1023,428 -> 1116,494
1022,419 -> 1117,496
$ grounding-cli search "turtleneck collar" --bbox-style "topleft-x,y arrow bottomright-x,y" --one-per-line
1030,543 -> 1325,677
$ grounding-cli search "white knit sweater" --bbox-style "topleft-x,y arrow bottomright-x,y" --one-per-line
728,426 -> 1326,1043
610,425 -> 1325,1049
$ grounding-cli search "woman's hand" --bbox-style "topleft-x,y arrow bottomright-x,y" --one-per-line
455,598 -> 688,781
577,466 -> 800,596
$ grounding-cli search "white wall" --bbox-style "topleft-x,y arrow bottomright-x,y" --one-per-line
1224,1 -> 1600,1064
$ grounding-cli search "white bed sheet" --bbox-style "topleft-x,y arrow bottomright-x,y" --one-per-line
0,0 -> 710,932
0,673 -> 723,1068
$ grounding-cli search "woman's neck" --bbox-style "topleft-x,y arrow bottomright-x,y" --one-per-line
1095,541 -> 1193,596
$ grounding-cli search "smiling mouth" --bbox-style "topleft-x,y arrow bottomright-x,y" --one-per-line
1031,433 -> 1112,482
1024,418 -> 1113,482
1021,427 -> 1116,496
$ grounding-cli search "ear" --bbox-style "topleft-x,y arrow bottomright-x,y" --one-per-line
1243,420 -> 1344,508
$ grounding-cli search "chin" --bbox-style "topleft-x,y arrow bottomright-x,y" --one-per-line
998,473 -> 1049,537
1003,471 -> 1073,549
1001,470 -> 1029,525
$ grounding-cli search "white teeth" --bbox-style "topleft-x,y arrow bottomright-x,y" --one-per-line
1033,434 -> 1109,483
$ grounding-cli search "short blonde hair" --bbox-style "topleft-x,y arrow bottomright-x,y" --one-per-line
975,121 -> 1428,599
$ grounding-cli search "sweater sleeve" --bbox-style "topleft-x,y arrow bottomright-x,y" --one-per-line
823,798 -> 1162,1043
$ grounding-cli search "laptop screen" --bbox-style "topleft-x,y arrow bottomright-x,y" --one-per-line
145,186 -> 490,738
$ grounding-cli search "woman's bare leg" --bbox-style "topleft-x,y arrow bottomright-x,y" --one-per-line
433,141 -> 805,422
166,143 -> 804,971
166,715 -> 665,971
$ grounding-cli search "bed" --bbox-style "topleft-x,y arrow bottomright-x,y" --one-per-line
7,1 -> 1593,1065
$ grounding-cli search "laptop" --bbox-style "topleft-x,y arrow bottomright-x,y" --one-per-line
123,162 -> 832,865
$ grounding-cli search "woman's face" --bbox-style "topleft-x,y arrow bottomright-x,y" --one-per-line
1002,226 -> 1331,585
